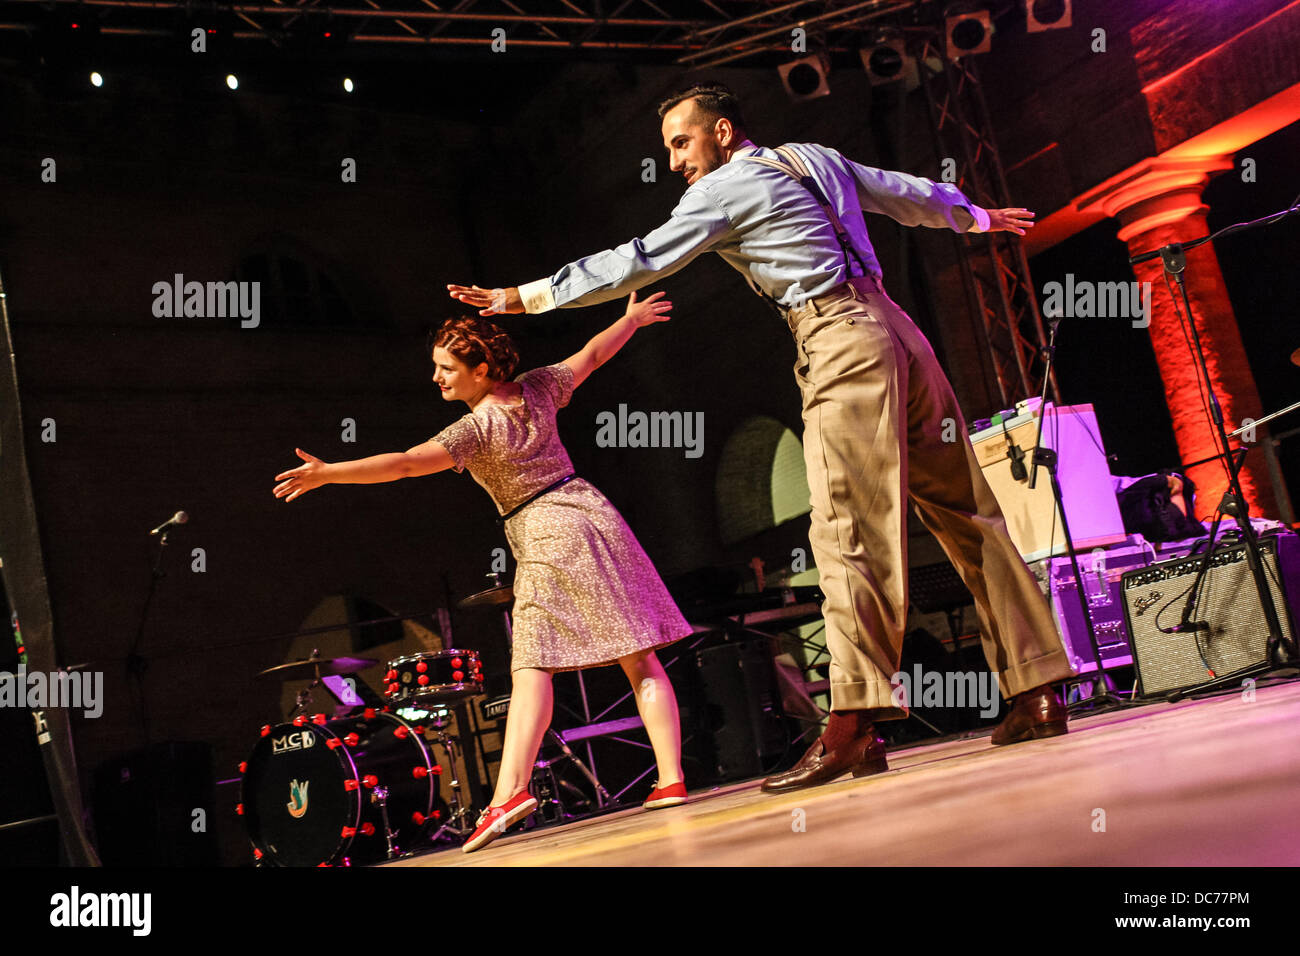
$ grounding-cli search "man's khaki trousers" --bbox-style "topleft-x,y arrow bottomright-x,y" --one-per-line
790,275 -> 1075,717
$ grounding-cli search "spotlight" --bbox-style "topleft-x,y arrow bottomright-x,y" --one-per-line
1026,0 -> 1071,33
945,9 -> 993,59
226,74 -> 239,90
89,71 -> 103,88
343,77 -> 354,93
778,53 -> 830,101
859,37 -> 917,87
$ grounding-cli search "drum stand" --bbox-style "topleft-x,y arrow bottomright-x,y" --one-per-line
423,712 -> 476,843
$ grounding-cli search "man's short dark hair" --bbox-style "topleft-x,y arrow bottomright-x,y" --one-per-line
656,82 -> 748,134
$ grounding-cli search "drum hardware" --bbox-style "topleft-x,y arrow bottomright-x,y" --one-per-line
257,649 -> 380,720
371,785 -> 398,859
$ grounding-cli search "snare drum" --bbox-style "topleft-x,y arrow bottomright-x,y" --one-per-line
239,710 -> 443,866
384,649 -> 484,705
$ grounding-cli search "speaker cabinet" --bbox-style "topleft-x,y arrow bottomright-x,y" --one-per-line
1121,533 -> 1300,696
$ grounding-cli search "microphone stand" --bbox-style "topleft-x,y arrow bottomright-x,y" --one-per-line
1127,212 -> 1300,690
124,526 -> 177,747
1027,319 -> 1127,711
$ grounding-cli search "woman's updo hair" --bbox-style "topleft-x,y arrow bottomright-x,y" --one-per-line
430,317 -> 520,382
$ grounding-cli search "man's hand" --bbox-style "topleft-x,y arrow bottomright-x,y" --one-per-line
447,284 -> 523,316
985,208 -> 1035,236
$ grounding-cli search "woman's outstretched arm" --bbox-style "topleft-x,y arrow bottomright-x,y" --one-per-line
273,441 -> 456,502
562,290 -> 672,389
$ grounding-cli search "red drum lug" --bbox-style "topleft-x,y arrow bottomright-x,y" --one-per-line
413,766 -> 429,779
238,762 -> 247,774
361,823 -> 375,836
362,774 -> 379,788
312,713 -> 327,725
452,657 -> 463,669
417,675 -> 430,686
411,811 -> 426,825
344,779 -> 360,791
341,826 -> 357,839
393,725 -> 410,739
364,708 -> 376,719
453,671 -> 464,682
327,738 -> 343,750
260,725 -> 270,737
416,662 -> 428,673
235,803 -> 244,815
344,733 -> 359,746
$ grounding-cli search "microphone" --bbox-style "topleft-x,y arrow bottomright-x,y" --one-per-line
1000,418 -> 1028,482
149,511 -> 189,536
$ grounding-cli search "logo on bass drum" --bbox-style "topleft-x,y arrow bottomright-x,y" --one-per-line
271,731 -> 316,754
286,779 -> 309,819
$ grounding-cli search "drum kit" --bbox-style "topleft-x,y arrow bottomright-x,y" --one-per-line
237,573 -> 604,866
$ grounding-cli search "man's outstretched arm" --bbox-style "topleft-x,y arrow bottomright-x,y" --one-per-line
448,186 -> 733,316
831,148 -> 1034,237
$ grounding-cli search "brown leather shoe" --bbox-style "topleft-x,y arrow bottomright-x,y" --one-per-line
991,683 -> 1068,746
760,730 -> 889,794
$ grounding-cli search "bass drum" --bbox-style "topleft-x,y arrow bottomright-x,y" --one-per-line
240,710 -> 444,866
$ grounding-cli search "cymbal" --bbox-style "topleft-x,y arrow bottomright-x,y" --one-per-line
257,655 -> 379,680
457,584 -> 514,609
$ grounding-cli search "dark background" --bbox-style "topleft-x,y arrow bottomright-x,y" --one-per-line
1,0 -> 1297,865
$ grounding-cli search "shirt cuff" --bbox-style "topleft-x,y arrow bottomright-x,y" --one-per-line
519,278 -> 556,314
963,204 -> 992,233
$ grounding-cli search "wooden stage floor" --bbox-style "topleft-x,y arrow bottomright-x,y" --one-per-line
383,679 -> 1300,867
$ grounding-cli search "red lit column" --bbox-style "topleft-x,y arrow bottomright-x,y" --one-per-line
1080,157 -> 1275,521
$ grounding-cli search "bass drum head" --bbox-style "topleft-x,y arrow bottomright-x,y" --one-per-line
242,722 -> 355,868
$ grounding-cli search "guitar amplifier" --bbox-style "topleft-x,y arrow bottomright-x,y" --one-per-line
1119,533 -> 1300,696
1039,536 -> 1198,675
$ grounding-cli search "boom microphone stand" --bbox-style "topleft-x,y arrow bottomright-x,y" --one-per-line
1027,319 -> 1127,711
1128,203 -> 1300,690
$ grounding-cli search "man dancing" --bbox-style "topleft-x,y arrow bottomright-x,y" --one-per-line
449,82 -> 1074,795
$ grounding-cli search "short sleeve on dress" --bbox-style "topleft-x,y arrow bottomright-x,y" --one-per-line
431,415 -> 483,473
524,362 -> 575,409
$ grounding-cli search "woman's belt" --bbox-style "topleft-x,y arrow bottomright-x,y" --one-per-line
498,474 -> 577,525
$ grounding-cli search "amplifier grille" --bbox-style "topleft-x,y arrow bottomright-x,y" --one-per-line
1121,538 -> 1293,696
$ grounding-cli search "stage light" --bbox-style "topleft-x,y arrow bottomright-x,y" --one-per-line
89,71 -> 103,88
343,77 -> 354,93
226,74 -> 239,90
1026,0 -> 1071,33
945,8 -> 993,59
778,53 -> 830,101
859,37 -> 917,87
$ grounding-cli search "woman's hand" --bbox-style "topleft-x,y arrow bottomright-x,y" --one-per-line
623,290 -> 672,327
273,448 -> 330,502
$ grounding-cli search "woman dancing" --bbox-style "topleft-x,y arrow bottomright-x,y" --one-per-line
273,291 -> 692,853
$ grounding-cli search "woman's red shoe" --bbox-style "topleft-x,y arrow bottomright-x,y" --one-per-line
643,780 -> 687,810
462,790 -> 539,853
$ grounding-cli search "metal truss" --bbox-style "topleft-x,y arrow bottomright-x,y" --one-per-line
1,0 -> 921,66
915,29 -> 1057,409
